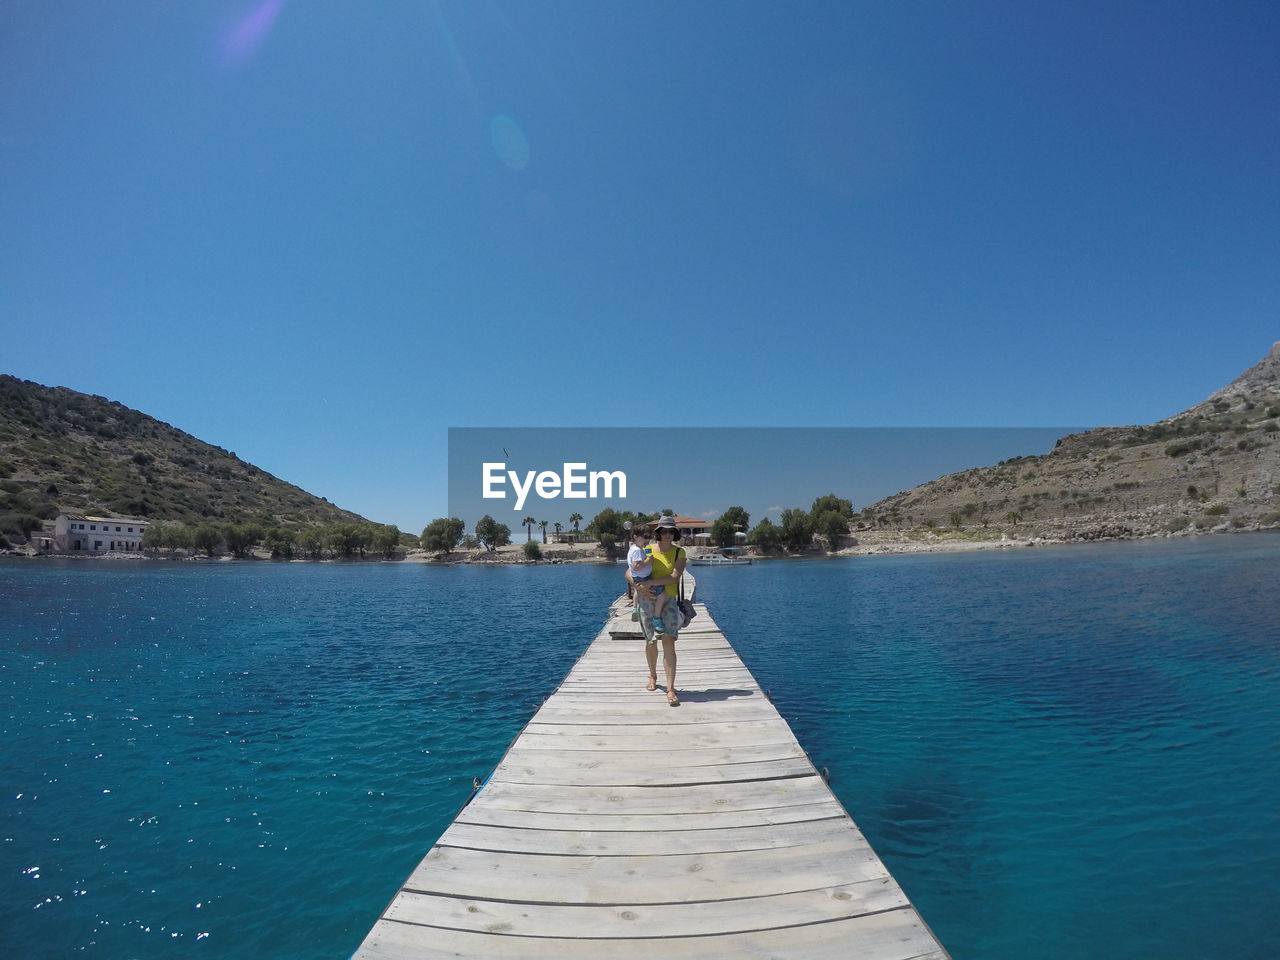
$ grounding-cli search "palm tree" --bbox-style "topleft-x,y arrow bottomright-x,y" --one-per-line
569,512 -> 583,533
554,521 -> 563,539
521,516 -> 536,541
538,519 -> 549,544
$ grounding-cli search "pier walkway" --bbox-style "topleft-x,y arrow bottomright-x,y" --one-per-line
355,575 -> 949,959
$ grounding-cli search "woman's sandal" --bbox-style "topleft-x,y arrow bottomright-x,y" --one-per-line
645,677 -> 657,691
667,690 -> 680,706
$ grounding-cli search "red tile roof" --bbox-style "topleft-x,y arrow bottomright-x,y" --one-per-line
665,515 -> 708,527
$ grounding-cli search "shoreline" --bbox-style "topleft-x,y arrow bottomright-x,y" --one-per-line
5,523 -> 1278,566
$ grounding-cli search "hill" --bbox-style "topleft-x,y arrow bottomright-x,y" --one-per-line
857,342 -> 1280,542
0,375 -> 370,535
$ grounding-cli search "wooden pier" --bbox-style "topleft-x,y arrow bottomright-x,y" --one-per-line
355,575 -> 949,959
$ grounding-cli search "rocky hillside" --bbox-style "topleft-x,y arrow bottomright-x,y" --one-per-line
859,342 -> 1280,540
0,375 -> 370,531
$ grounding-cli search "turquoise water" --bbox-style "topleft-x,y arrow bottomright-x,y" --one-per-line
2,536 -> 1278,958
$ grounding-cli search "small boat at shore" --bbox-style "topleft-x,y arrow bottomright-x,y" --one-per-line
689,554 -> 752,566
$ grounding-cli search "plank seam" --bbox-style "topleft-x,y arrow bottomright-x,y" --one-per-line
527,719 -> 783,727
526,719 -> 788,727
379,903 -> 919,940
505,750 -> 801,756
448,815 -> 849,835
498,755 -> 805,770
434,831 -> 859,857
488,772 -> 816,789
458,805 -> 842,820
399,879 -> 895,907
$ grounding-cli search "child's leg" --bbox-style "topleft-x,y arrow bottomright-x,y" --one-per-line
645,586 -> 665,632
630,576 -> 642,620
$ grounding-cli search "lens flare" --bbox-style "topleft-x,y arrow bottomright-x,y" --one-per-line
221,0 -> 284,68
489,114 -> 530,171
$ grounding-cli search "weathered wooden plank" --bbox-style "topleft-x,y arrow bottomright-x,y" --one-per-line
547,685 -> 763,696
518,718 -> 788,741
506,739 -> 803,760
556,678 -> 757,691
542,696 -> 768,711
410,837 -> 886,900
557,668 -> 751,683
579,648 -> 740,660
489,754 -> 816,787
467,776 -> 837,815
549,683 -> 759,695
565,664 -> 746,678
360,905 -> 940,960
436,816 -> 866,857
580,652 -> 740,663
454,798 -> 847,832
386,878 -> 910,939
559,668 -> 754,677
518,716 -> 787,732
530,702 -> 784,724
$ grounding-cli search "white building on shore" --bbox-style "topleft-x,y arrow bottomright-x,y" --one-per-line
54,514 -> 150,553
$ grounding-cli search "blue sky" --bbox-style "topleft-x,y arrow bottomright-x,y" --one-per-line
2,1 -> 1277,531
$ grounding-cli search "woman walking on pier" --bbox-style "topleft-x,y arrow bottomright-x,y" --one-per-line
638,515 -> 687,705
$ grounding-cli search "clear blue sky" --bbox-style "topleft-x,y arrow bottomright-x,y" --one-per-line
2,1 -> 1277,531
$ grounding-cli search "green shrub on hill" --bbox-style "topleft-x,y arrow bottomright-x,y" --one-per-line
1164,440 -> 1202,457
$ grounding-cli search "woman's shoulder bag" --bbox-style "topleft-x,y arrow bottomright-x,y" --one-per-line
675,548 -> 697,627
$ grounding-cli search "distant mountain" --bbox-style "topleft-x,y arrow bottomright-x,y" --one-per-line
859,343 -> 1280,539
0,375 -> 370,531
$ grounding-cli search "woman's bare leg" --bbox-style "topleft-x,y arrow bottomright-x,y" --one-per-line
661,634 -> 678,705
645,640 -> 658,690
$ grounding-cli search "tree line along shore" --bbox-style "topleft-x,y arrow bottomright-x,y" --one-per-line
420,497 -> 858,560
7,486 -> 1280,563
2,498 -> 858,562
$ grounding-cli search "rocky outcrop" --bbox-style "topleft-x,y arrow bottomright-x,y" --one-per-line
1207,340 -> 1280,404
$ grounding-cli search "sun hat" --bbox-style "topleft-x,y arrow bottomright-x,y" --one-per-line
655,515 -> 678,529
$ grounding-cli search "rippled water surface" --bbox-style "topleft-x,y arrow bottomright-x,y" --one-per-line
1,560 -> 621,957
2,535 -> 1278,959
